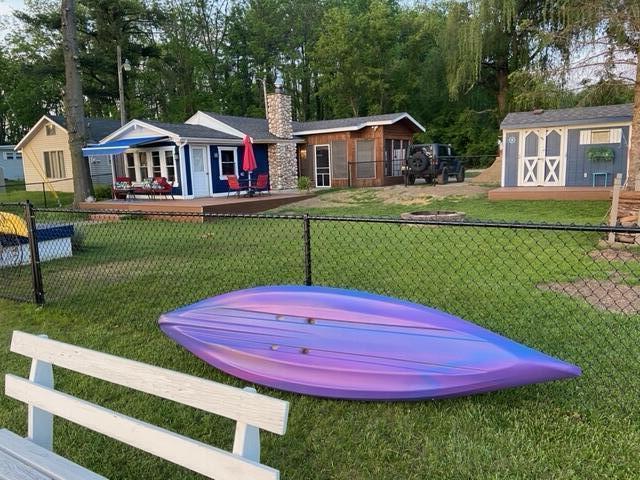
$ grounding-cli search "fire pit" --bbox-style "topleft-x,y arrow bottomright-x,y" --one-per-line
400,211 -> 466,222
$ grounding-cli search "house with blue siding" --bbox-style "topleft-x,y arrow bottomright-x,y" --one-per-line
85,88 -> 303,198
500,104 -> 632,189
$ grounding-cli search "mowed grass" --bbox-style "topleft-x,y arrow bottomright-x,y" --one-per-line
0,181 -> 73,207
0,198 -> 639,478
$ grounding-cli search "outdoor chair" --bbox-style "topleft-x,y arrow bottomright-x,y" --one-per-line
149,176 -> 174,199
112,176 -> 133,200
254,173 -> 270,195
226,175 -> 247,197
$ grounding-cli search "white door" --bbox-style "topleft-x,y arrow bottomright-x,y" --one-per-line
315,145 -> 331,187
191,146 -> 210,197
519,129 -> 564,186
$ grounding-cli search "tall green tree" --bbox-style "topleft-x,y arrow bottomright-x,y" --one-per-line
551,0 -> 639,191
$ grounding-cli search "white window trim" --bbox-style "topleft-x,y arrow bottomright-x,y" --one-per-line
217,146 -> 238,180
579,127 -> 623,145
314,144 -> 331,188
124,147 -> 179,186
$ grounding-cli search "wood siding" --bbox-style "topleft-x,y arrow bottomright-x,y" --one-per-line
21,120 -> 74,192
301,121 -> 416,188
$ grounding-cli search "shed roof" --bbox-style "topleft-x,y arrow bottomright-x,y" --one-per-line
500,103 -> 633,129
293,112 -> 425,134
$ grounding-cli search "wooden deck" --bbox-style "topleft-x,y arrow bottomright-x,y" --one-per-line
488,187 -> 613,201
79,192 -> 314,219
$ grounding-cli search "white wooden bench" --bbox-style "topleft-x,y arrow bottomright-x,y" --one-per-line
1,330 -> 289,480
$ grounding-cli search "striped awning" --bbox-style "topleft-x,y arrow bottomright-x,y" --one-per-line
82,136 -> 167,156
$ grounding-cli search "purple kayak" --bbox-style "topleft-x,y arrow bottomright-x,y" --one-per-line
158,286 -> 580,400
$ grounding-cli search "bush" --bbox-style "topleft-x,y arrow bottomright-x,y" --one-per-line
93,184 -> 112,201
297,176 -> 311,192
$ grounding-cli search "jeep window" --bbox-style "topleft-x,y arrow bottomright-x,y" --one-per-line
438,145 -> 450,157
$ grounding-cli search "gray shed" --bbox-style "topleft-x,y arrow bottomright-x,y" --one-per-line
500,104 -> 632,188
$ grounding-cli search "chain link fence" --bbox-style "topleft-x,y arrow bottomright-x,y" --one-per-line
1,202 -> 639,414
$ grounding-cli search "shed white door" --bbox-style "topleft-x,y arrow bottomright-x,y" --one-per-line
519,129 -> 564,186
191,147 -> 211,197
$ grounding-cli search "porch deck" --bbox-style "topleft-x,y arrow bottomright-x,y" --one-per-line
488,186 -> 612,201
79,192 -> 314,217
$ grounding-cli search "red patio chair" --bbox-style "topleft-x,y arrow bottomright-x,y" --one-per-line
226,175 -> 247,197
112,176 -> 132,200
254,173 -> 270,195
149,177 -> 174,199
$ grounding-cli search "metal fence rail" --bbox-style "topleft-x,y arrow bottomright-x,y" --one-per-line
1,203 -> 639,412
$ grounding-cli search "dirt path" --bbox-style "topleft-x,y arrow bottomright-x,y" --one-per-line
295,183 -> 491,208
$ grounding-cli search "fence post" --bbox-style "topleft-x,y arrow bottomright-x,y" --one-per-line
608,173 -> 622,244
303,214 -> 312,286
24,201 -> 45,305
42,182 -> 47,208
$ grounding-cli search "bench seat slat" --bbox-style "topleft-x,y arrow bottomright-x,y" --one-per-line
5,375 -> 280,480
0,448 -> 50,480
0,429 -> 107,480
10,331 -> 288,435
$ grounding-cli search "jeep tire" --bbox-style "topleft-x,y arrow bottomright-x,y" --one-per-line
438,168 -> 449,185
456,166 -> 465,183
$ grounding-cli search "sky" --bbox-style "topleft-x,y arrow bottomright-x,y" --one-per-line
0,0 -> 24,16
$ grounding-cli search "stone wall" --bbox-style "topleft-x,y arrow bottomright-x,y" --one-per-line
266,92 -> 297,189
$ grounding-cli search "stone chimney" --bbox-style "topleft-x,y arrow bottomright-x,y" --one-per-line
266,88 -> 298,190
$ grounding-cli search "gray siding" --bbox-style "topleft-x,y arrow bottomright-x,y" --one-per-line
565,127 -> 628,187
89,155 -> 113,184
504,132 -> 519,187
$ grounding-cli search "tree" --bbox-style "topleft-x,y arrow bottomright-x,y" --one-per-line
61,0 -> 92,205
550,1 -> 639,191
441,0 -> 564,117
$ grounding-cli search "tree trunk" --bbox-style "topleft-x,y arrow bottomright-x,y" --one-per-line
624,51 -> 640,192
496,66 -> 509,117
61,0 -> 92,207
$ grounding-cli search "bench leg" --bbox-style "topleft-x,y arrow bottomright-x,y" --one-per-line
28,344 -> 54,451
232,387 -> 260,462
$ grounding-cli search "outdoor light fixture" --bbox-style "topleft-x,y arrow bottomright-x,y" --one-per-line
123,58 -> 131,72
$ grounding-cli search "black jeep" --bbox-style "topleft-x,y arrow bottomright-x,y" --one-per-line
404,144 -> 465,185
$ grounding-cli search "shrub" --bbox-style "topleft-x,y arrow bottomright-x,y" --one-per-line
93,184 -> 112,200
297,176 -> 311,192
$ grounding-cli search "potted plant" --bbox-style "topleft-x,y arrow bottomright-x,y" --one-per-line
586,147 -> 614,162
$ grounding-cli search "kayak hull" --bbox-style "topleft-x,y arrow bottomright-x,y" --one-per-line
159,286 -> 581,400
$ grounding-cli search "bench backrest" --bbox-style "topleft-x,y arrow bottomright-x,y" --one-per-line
6,331 -> 289,480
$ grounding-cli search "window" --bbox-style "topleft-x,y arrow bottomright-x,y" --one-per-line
218,148 -> 237,178
579,128 -> 622,145
139,152 -> 149,179
151,151 -> 162,178
43,151 -> 65,178
126,153 -> 136,179
331,141 -> 348,179
45,124 -> 56,136
356,140 -> 375,179
165,150 -> 176,183
384,139 -> 408,177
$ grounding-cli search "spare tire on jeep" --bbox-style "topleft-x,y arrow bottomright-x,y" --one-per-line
408,150 -> 429,172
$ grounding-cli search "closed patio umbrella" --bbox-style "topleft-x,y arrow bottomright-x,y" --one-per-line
242,135 -> 257,192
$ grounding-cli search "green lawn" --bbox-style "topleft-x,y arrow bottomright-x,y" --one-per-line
0,195 -> 638,479
0,180 -> 73,207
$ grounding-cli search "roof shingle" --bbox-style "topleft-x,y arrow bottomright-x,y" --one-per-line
500,104 -> 633,129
